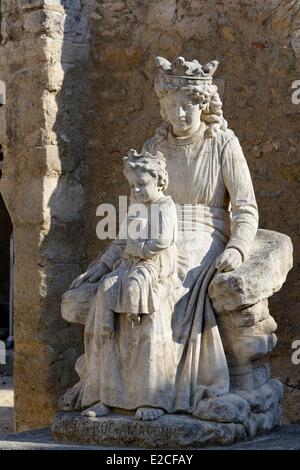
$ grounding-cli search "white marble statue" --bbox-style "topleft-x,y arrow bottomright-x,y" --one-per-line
59,56 -> 260,421
100,148 -> 181,334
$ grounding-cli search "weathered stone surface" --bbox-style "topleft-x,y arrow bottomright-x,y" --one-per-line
229,362 -> 271,392
252,363 -> 271,389
218,303 -> 278,367
216,300 -> 270,329
52,412 -> 247,448
209,230 -> 293,313
62,281 -> 98,325
51,406 -> 286,448
0,0 -> 89,431
2,425 -> 300,450
236,379 -> 283,413
222,331 -> 277,365
193,394 -> 251,424
244,403 -> 282,439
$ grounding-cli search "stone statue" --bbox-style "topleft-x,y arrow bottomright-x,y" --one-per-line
53,57 -> 293,447
99,148 -> 181,335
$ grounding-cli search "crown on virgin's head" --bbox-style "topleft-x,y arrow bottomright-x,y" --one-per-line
155,56 -> 218,81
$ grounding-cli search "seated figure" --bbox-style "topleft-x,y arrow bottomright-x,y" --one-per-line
56,56 -> 293,441
101,148 -> 181,335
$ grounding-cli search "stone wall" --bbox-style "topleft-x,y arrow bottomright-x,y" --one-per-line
0,0 -> 90,430
0,0 -> 299,430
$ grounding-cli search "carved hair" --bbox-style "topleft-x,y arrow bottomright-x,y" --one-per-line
154,81 -> 228,138
123,149 -> 169,191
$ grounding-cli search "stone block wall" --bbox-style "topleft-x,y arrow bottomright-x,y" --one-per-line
0,0 -> 299,430
0,0 -> 91,430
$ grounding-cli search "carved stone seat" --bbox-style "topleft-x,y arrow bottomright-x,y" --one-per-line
209,229 -> 292,378
205,229 -> 293,437
61,280 -> 98,325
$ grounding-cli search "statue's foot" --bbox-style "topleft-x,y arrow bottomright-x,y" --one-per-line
81,402 -> 111,418
135,407 -> 164,421
58,385 -> 80,411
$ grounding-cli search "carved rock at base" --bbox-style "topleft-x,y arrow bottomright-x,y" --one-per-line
51,412 -> 248,448
192,394 -> 251,424
235,379 -> 283,414
51,408 -> 282,448
243,403 -> 282,439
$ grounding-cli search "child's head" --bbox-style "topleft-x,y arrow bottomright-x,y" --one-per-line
123,149 -> 168,204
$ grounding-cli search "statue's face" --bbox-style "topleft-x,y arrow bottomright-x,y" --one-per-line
128,171 -> 160,204
161,90 -> 201,136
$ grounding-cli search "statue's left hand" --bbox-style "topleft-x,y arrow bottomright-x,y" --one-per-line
215,247 -> 243,272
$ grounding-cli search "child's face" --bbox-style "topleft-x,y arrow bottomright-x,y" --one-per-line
129,172 -> 161,204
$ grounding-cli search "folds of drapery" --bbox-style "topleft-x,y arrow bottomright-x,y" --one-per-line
221,137 -> 258,260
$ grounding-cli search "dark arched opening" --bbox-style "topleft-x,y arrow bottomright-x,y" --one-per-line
0,189 -> 13,341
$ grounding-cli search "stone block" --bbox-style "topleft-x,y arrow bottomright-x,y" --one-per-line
209,230 -> 293,313
222,332 -> 277,365
253,363 -> 271,388
236,379 -> 283,413
217,300 -> 269,328
52,412 -> 247,448
243,403 -> 282,439
62,282 -> 99,325
192,394 -> 251,424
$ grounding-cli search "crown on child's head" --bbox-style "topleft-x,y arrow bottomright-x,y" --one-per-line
155,56 -> 218,85
123,149 -> 166,171
123,149 -> 168,190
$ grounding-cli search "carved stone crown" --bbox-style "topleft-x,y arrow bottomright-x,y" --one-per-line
123,149 -> 166,172
155,56 -> 218,82
123,149 -> 168,190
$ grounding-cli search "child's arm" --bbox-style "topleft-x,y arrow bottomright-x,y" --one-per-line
131,201 -> 175,258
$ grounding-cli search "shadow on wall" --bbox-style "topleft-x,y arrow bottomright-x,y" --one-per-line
0,0 -> 93,431
38,2 -> 92,412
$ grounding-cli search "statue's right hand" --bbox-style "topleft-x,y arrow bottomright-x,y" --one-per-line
69,263 -> 109,290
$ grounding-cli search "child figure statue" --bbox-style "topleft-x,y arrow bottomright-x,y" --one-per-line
101,149 -> 180,336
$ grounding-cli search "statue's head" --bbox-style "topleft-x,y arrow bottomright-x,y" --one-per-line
123,149 -> 168,203
154,56 -> 227,137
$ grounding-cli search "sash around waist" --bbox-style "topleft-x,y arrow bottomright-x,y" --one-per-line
175,204 -> 231,243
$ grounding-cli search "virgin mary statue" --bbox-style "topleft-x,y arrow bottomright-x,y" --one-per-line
59,56 -> 258,421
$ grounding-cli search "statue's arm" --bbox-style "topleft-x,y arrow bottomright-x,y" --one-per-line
221,137 -> 259,261
126,201 -> 175,258
69,237 -> 126,289
144,202 -> 175,257
97,237 -> 126,269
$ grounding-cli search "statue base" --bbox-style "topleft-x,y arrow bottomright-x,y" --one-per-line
51,406 -> 282,448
